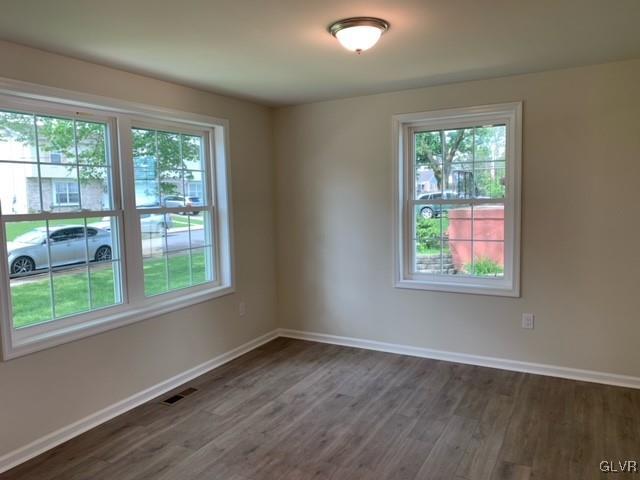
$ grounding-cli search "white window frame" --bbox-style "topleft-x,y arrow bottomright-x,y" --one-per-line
0,78 -> 234,360
53,180 -> 80,206
393,102 -> 522,297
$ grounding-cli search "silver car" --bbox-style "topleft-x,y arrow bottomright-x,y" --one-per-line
8,226 -> 112,277
91,214 -> 172,236
162,196 -> 203,215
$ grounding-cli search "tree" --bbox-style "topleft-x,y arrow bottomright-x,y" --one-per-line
415,126 -> 505,194
0,111 -> 200,197
132,128 -> 201,196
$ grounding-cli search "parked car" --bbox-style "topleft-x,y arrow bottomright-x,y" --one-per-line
92,214 -> 172,235
140,213 -> 173,234
162,195 -> 203,215
417,191 -> 459,219
418,190 -> 489,219
8,226 -> 112,277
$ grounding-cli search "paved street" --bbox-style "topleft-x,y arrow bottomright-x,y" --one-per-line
141,227 -> 206,256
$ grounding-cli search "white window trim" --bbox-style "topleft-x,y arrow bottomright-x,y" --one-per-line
392,102 -> 522,297
0,77 -> 234,360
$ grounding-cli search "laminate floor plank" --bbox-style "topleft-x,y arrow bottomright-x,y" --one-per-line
2,339 -> 639,480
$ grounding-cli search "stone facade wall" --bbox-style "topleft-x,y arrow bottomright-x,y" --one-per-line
26,177 -> 105,212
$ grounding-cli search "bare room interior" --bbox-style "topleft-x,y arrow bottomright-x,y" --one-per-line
0,1 -> 639,479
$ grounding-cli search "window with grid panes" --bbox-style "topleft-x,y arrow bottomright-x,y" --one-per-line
393,103 -> 522,296
0,89 -> 232,359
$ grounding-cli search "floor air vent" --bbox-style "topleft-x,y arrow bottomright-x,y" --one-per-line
161,387 -> 198,406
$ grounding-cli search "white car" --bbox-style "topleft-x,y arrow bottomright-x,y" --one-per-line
140,213 -> 173,234
90,214 -> 172,236
8,226 -> 112,277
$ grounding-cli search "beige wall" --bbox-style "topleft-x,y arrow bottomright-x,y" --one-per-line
0,41 -> 277,456
274,59 -> 640,378
2,39 -> 639,461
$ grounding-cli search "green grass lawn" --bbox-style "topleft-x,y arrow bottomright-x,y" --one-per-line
417,247 -> 451,256
11,251 -> 209,329
170,214 -> 204,229
5,214 -> 203,244
5,221 -> 44,242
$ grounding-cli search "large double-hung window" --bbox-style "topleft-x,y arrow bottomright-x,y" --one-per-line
394,103 -> 522,296
0,85 -> 233,359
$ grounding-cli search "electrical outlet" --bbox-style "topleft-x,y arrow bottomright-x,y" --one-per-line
522,313 -> 535,329
239,301 -> 246,317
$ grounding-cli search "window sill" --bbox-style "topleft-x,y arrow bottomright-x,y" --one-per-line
3,283 -> 235,360
394,277 -> 520,297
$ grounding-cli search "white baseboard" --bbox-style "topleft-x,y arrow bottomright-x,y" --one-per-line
0,329 -> 279,475
278,328 -> 640,390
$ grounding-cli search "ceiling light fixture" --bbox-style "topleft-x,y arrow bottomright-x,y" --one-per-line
329,17 -> 389,54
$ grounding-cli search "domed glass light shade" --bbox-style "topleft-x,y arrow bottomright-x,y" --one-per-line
329,17 -> 389,54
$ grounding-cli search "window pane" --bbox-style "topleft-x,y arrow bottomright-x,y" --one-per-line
445,128 -> 473,163
133,127 -> 207,209
140,209 -> 214,295
52,266 -> 90,317
140,212 -> 168,296
143,255 -> 168,297
5,217 -> 52,328
140,213 -> 170,256
449,240 -> 473,275
189,210 -> 210,249
444,164 -> 474,198
90,261 -> 120,309
86,215 -> 119,263
415,206 -> 444,274
166,221 -> 187,253
6,220 -> 48,275
46,220 -> 88,266
42,165 -> 79,211
168,251 -> 191,290
415,203 -> 506,278
473,205 -> 505,241
133,128 -> 160,207
184,170 -> 206,206
160,169 -> 184,207
157,131 -> 182,206
182,134 -> 203,170
5,214 -> 122,327
474,162 -> 506,199
11,272 -> 52,328
446,205 -> 472,240
0,162 -> 41,214
79,166 -> 113,210
36,116 -> 76,164
475,125 -> 506,162
0,111 -> 37,162
414,130 -> 442,199
75,121 -> 108,166
190,247 -> 211,285
471,242 -> 505,277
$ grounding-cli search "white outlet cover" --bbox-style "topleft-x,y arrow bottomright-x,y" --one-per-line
522,313 -> 535,329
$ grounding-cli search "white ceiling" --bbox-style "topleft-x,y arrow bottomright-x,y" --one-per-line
0,0 -> 639,106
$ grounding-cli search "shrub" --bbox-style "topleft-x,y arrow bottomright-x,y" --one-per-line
416,216 -> 449,254
465,257 -> 503,276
